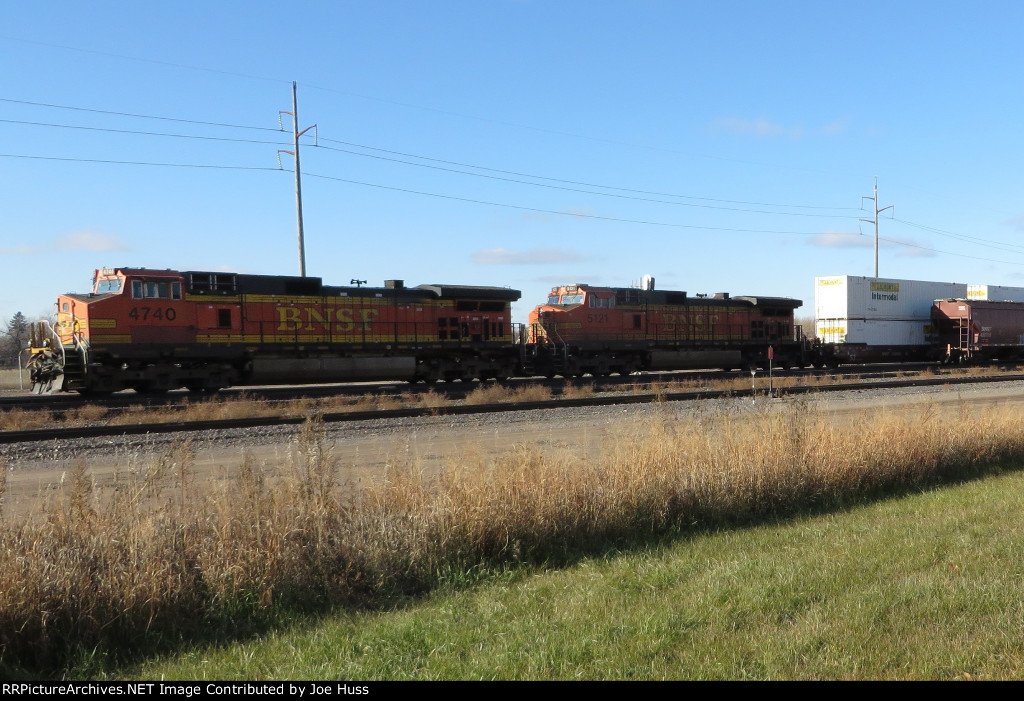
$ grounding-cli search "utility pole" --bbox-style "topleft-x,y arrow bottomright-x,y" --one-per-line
279,82 -> 317,277
861,177 -> 893,278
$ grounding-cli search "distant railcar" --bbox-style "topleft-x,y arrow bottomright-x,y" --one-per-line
932,298 -> 1024,363
524,282 -> 806,377
28,267 -> 520,394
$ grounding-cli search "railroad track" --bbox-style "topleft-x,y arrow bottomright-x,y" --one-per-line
4,371 -> 1024,445
0,361 -> 967,414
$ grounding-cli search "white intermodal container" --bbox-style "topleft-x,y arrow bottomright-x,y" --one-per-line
815,275 -> 968,324
814,318 -> 936,346
966,284 -> 1024,302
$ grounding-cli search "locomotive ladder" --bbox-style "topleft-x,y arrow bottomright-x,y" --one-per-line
62,336 -> 88,384
546,324 -> 568,375
521,322 -> 568,377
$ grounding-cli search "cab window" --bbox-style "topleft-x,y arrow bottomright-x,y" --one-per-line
132,280 -> 182,300
95,278 -> 123,294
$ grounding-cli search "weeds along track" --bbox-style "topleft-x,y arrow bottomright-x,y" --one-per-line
4,370 -> 1024,444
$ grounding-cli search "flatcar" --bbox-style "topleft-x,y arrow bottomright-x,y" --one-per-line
28,267 -> 520,394
524,280 -> 807,377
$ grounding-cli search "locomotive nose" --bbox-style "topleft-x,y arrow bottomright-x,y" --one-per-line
27,321 -> 66,394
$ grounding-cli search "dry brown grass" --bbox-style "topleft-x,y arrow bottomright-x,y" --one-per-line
0,408 -> 48,432
464,382 -> 553,405
510,384 -> 554,402
1,389 -> 442,433
3,398 -> 1024,674
560,382 -> 595,400
0,369 -> 26,391
414,389 -> 447,410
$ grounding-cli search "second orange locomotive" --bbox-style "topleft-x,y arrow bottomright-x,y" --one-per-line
525,280 -> 805,377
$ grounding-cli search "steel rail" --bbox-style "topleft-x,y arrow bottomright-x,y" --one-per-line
4,373 -> 1024,445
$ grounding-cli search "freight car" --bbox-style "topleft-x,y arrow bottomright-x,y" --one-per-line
28,267 -> 520,394
932,298 -> 1024,363
523,280 -> 807,377
812,275 -> 1024,366
813,275 -> 967,364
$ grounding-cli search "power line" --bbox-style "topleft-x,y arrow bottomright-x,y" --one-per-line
878,235 -> 1024,267
303,169 -> 838,236
8,148 -> 1024,268
0,118 -> 292,146
0,36 -> 841,177
314,140 -> 863,219
894,217 -> 1024,254
9,97 -> 1024,265
0,98 -> 281,132
7,95 -> 861,214
316,137 -> 862,212
0,153 -> 280,171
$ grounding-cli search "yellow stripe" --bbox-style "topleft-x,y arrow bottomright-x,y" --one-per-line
185,294 -> 242,303
89,318 -> 117,329
194,334 -> 515,344
240,295 -> 401,305
557,333 -> 751,342
185,293 -> 458,307
88,334 -> 133,343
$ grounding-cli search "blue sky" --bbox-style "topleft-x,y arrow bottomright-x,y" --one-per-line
3,1 -> 1024,326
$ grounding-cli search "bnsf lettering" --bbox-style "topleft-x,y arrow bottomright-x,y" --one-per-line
276,306 -> 379,332
661,313 -> 720,332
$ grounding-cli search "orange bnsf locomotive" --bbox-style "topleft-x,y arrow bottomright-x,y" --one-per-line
524,281 -> 805,377
28,267 -> 520,394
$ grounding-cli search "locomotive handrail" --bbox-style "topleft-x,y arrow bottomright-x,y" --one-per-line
30,319 -> 66,365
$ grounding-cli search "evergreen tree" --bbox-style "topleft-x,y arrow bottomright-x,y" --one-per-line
2,312 -> 30,366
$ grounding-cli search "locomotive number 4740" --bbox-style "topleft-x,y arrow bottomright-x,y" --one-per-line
128,306 -> 178,321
